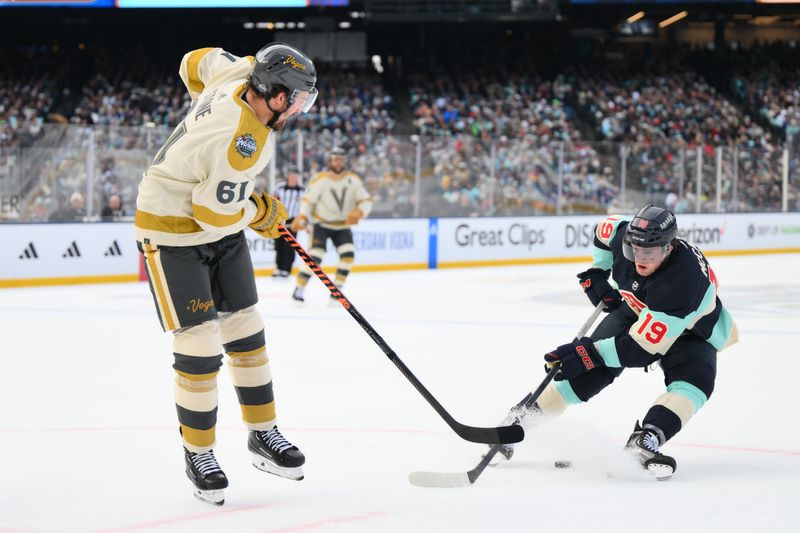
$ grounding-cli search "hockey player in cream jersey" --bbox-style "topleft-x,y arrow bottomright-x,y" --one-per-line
135,43 -> 317,505
290,147 -> 372,302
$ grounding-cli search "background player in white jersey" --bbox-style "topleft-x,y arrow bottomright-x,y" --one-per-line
290,147 -> 372,302
494,206 -> 738,479
135,43 -> 317,505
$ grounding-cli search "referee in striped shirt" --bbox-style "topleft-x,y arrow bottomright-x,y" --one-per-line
272,166 -> 305,277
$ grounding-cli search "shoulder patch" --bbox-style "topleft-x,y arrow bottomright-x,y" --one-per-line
595,215 -> 630,246
235,133 -> 258,158
227,83 -> 270,171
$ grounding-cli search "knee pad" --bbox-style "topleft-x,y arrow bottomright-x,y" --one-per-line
219,305 -> 264,347
220,306 -> 268,382
172,319 -> 223,376
337,243 -> 355,261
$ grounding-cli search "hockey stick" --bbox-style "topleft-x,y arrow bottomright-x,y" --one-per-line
278,225 -> 524,445
408,301 -> 605,487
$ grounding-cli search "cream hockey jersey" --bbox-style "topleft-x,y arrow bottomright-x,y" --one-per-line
135,47 -> 275,247
299,170 -> 372,230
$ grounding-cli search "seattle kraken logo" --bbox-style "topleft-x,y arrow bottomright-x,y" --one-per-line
235,133 -> 258,158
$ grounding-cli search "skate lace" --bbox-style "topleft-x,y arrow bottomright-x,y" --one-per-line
191,451 -> 222,476
641,432 -> 661,453
261,428 -> 293,454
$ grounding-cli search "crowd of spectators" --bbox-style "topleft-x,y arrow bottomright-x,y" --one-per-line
2,41 -> 799,222
729,42 -> 800,137
408,65 -> 616,215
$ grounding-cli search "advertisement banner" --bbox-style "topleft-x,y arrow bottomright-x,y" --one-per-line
116,1 -> 308,7
0,1 -> 113,6
437,217 -> 590,264
247,218 -> 429,270
0,213 -> 798,286
436,213 -> 800,265
0,223 -> 138,282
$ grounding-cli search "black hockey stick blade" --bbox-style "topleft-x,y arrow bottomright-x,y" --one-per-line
408,367 -> 558,488
452,423 -> 524,446
279,225 -> 525,445
409,302 -> 605,487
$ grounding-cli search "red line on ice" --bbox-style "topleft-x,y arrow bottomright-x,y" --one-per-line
91,502 -> 278,533
263,512 -> 389,533
673,442 -> 800,456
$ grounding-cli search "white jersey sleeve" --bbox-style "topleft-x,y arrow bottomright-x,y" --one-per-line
135,47 -> 275,247
179,48 -> 254,103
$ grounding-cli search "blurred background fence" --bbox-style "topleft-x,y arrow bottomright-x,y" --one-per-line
2,125 -> 797,222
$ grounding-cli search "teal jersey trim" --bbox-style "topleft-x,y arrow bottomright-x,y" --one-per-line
592,246 -> 613,271
708,306 -> 736,350
554,380 -> 583,405
667,380 -> 708,412
597,337 -> 622,367
641,281 -> 718,353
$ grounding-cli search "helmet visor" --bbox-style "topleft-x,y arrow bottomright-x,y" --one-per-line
626,244 -> 669,264
287,87 -> 318,114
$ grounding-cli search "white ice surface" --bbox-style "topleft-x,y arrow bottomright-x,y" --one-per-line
1,255 -> 798,532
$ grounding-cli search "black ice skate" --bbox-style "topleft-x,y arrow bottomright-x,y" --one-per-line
625,421 -> 676,480
184,447 -> 229,505
292,287 -> 305,303
249,426 -> 305,481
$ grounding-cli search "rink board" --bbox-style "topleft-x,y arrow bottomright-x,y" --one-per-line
1,213 -> 799,286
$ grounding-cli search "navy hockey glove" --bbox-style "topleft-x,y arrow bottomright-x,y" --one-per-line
577,268 -> 622,312
544,337 -> 604,381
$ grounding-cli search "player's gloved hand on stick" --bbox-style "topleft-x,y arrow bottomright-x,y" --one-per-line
544,337 -> 604,381
249,192 -> 288,239
577,268 -> 622,312
289,214 -> 308,233
346,208 -> 364,225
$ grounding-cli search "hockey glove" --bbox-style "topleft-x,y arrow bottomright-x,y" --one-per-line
290,214 -> 308,233
249,192 -> 288,239
544,337 -> 604,381
577,268 -> 622,312
346,208 -> 364,225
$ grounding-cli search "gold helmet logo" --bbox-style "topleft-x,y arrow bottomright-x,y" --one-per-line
283,55 -> 306,70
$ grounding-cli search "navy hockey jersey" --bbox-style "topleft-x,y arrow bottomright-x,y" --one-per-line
588,215 -> 738,368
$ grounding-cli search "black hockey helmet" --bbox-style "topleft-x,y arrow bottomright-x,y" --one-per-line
330,146 -> 347,158
623,205 -> 678,262
251,43 -> 318,113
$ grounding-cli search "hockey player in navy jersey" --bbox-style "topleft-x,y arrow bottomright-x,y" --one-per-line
497,205 -> 738,479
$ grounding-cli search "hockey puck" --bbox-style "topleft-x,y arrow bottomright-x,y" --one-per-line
554,460 -> 572,469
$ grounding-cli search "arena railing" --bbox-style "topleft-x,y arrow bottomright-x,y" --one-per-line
0,125 -> 797,223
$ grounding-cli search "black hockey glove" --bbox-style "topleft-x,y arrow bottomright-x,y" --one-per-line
544,337 -> 604,381
577,268 -> 622,312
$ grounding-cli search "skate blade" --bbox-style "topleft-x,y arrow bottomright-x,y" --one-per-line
252,455 -> 304,481
193,488 -> 225,506
647,463 -> 674,481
